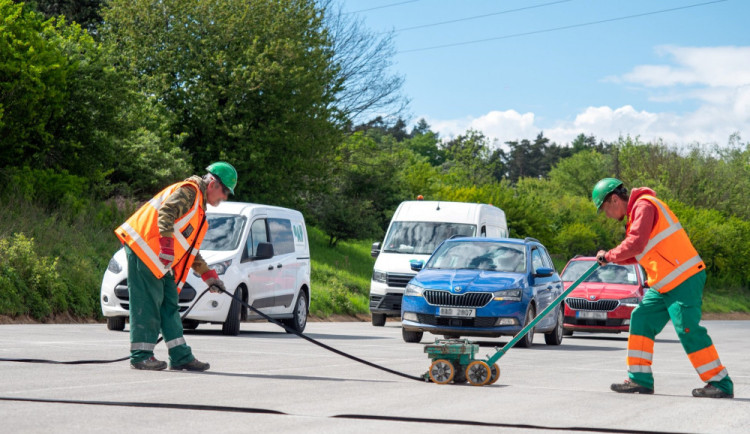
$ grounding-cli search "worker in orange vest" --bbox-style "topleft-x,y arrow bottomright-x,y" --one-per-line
115,162 -> 237,371
593,178 -> 733,398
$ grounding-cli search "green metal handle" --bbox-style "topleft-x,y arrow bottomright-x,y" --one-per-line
486,262 -> 600,365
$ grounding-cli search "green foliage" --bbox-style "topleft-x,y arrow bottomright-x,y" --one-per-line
0,193 -> 125,320
101,0 -> 342,207
553,222 -> 598,259
0,233 -> 66,319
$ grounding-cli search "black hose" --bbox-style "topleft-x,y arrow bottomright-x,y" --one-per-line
0,287 -> 426,382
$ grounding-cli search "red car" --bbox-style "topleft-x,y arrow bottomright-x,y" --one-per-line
561,256 -> 647,335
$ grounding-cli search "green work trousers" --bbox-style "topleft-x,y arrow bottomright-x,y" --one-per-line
628,270 -> 733,394
125,246 -> 195,366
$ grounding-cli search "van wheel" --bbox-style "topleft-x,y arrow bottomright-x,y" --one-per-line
371,313 -> 386,327
182,319 -> 199,330
222,289 -> 241,336
107,317 -> 126,331
282,291 -> 308,333
544,306 -> 564,345
402,328 -> 423,343
514,304 -> 535,348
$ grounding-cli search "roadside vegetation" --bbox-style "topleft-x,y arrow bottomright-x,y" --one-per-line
1,0 -> 749,321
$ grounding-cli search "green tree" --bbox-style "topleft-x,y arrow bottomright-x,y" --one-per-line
100,0 -> 342,206
0,0 -> 134,202
18,0 -> 103,33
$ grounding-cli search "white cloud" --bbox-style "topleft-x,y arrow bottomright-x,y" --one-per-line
425,46 -> 750,148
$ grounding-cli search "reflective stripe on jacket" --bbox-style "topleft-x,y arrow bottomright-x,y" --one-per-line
630,195 -> 704,293
115,181 -> 207,290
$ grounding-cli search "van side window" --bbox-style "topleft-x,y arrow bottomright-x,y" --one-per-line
247,219 -> 269,257
269,218 -> 295,255
481,226 -> 486,237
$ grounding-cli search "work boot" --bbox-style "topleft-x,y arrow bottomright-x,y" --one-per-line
610,379 -> 653,394
131,356 -> 167,371
692,383 -> 733,399
170,358 -> 210,372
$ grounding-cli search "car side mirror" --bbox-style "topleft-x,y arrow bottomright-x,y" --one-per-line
371,242 -> 381,258
410,259 -> 424,272
254,242 -> 274,259
534,267 -> 554,277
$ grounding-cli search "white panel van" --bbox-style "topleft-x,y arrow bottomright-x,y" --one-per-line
369,200 -> 508,326
101,201 -> 311,336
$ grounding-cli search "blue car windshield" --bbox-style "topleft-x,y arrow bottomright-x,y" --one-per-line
382,221 -> 475,255
200,214 -> 246,251
426,241 -> 526,272
562,261 -> 638,285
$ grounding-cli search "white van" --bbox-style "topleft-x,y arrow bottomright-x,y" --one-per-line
100,201 -> 311,336
369,200 -> 508,326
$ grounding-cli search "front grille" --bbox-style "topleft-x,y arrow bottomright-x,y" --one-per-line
417,314 -> 497,328
564,316 -> 625,327
565,298 -> 619,311
113,279 -> 196,303
386,272 -> 415,288
370,293 -> 403,310
424,290 -> 492,308
120,303 -> 188,312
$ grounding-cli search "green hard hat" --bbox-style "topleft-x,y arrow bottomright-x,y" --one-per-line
592,178 -> 623,211
206,161 -> 237,195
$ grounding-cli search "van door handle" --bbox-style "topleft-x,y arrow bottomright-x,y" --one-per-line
277,264 -> 283,269
268,265 -> 274,270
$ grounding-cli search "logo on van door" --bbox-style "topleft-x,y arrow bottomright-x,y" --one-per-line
293,224 -> 305,244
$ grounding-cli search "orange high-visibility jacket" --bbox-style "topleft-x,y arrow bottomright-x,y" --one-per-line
630,195 -> 705,293
115,181 -> 207,292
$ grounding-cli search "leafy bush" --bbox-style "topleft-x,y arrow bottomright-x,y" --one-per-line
0,233 -> 66,319
553,222 -> 599,260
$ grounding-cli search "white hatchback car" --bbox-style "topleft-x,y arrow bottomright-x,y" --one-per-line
100,201 -> 311,335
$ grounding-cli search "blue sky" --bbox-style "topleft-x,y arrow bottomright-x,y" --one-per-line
340,0 -> 750,148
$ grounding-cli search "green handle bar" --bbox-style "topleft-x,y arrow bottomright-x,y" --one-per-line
486,262 -> 600,365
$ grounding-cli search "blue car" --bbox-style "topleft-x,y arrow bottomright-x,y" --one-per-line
401,237 -> 564,346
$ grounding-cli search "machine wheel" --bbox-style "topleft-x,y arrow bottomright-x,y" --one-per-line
282,291 -> 308,333
544,306 -> 564,345
514,304 -> 535,348
221,288 -> 241,336
488,363 -> 501,385
429,359 -> 455,384
107,316 -> 125,331
466,360 -> 491,386
402,328 -> 423,343
182,319 -> 199,330
371,313 -> 386,327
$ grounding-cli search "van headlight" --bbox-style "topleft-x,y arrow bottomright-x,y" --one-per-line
620,297 -> 640,307
372,269 -> 386,283
107,257 -> 122,274
493,289 -> 522,301
404,283 -> 424,297
194,259 -> 232,277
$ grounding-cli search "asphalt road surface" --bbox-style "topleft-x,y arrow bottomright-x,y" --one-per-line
1,319 -> 748,433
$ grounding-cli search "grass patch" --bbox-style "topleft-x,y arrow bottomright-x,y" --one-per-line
308,226 -> 374,317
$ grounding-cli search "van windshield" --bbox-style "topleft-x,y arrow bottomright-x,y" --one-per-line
382,222 -> 475,255
201,214 -> 246,251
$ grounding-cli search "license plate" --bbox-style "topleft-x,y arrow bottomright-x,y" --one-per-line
576,311 -> 607,320
438,307 -> 475,318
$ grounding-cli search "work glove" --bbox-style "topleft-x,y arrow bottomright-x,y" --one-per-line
158,237 -> 175,268
202,269 -> 226,293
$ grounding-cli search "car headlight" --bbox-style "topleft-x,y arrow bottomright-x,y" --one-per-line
404,283 -> 424,297
493,289 -> 522,301
372,269 -> 386,283
620,297 -> 640,307
107,257 -> 122,274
